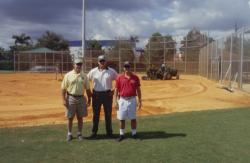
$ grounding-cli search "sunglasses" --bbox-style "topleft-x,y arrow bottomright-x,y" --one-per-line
124,65 -> 130,68
76,63 -> 83,66
99,60 -> 106,63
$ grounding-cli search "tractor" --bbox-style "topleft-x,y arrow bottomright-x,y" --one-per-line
142,64 -> 180,80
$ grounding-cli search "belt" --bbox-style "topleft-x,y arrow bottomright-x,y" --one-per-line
93,89 -> 111,93
120,96 -> 135,100
67,93 -> 83,97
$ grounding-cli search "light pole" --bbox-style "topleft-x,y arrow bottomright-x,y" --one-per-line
82,0 -> 86,59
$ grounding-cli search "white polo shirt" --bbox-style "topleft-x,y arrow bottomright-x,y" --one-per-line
87,67 -> 118,91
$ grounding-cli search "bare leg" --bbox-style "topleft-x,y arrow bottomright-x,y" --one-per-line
77,117 -> 83,134
67,117 -> 74,134
120,120 -> 125,129
131,119 -> 136,129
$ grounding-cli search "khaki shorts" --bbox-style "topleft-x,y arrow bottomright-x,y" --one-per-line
66,95 -> 87,118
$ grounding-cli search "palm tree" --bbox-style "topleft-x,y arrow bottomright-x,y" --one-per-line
36,31 -> 69,51
12,33 -> 31,46
130,35 -> 139,43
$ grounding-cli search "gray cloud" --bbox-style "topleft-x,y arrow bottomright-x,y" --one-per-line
0,0 -> 250,48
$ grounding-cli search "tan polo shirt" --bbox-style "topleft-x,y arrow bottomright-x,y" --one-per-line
61,70 -> 90,95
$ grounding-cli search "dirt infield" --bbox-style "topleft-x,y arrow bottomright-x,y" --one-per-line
0,73 -> 250,128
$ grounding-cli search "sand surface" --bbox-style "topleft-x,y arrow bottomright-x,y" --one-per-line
0,73 -> 250,128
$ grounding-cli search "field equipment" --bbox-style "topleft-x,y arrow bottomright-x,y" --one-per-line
142,64 -> 180,80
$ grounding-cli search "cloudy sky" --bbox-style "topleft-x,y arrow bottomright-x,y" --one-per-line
0,0 -> 250,48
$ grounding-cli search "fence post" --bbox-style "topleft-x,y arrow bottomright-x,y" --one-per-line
134,58 -> 136,73
66,51 -> 68,71
18,53 -> 20,72
164,37 -> 166,63
53,52 -> 54,68
229,34 -> 233,89
149,39 -> 151,68
185,36 -> 187,73
206,35 -> 209,78
220,43 -> 223,83
29,53 -> 31,71
45,52 -> 47,72
61,52 -> 63,73
119,38 -> 121,73
14,51 -> 16,72
90,49 -> 93,70
215,40 -> 219,80
210,41 -> 213,79
173,47 -> 176,69
239,29 -> 244,89
35,53 -> 37,69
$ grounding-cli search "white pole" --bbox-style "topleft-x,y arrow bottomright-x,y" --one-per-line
82,0 -> 85,59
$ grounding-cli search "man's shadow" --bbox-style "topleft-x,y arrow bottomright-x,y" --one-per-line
86,131 -> 186,140
137,131 -> 186,140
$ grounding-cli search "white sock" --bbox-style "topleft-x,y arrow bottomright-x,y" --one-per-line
120,129 -> 125,135
68,132 -> 72,136
77,131 -> 82,135
132,129 -> 136,136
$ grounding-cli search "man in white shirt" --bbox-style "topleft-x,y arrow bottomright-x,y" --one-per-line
87,55 -> 118,138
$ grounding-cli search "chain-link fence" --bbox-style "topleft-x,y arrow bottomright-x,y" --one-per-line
0,52 -> 13,71
3,29 -> 249,93
13,50 -> 73,73
199,26 -> 250,93
84,34 -> 204,74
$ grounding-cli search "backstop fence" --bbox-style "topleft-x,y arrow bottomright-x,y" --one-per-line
83,34 -> 203,74
199,26 -> 250,93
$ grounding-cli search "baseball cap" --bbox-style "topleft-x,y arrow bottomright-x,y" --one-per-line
123,61 -> 131,67
98,55 -> 106,62
74,58 -> 83,64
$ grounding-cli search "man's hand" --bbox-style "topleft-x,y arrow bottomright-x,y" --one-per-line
63,99 -> 67,107
62,89 -> 67,107
87,99 -> 91,107
137,100 -> 142,110
115,101 -> 119,111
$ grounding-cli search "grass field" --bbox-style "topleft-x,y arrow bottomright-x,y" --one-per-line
1,108 -> 250,163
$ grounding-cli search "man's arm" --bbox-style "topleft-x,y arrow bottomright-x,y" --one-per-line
136,86 -> 142,110
86,89 -> 92,107
62,89 -> 67,107
114,88 -> 120,110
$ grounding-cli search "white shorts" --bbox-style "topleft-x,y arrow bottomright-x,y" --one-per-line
117,97 -> 137,120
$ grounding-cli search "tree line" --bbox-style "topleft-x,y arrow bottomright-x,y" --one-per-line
0,28 -> 215,67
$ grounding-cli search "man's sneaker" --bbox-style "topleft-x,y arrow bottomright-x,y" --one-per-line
117,135 -> 125,142
132,134 -> 140,140
89,133 -> 97,139
106,133 -> 113,138
77,134 -> 83,141
66,135 -> 73,142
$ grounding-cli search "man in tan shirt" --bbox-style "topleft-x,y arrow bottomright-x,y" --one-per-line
61,58 -> 92,141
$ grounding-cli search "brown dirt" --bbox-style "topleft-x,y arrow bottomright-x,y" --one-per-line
0,73 -> 250,128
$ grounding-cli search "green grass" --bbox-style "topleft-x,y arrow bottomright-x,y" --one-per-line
1,108 -> 250,163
